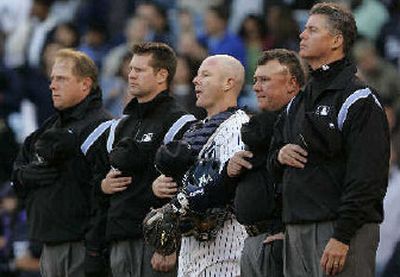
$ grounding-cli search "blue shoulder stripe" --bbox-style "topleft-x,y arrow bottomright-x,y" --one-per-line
81,120 -> 113,155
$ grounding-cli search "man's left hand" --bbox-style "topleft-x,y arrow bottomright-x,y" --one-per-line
151,251 -> 176,272
263,232 -> 284,244
320,238 -> 349,276
227,150 -> 253,177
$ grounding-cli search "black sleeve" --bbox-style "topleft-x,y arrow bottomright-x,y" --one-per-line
332,96 -> 390,244
11,133 -> 36,199
11,116 -> 57,198
267,111 -> 287,183
83,127 -> 111,251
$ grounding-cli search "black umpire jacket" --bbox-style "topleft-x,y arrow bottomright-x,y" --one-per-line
268,58 -> 390,244
12,87 -> 111,244
229,111 -> 283,234
102,91 -> 191,241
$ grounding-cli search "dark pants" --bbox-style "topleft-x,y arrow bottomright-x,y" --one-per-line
241,233 -> 283,277
40,241 -> 85,277
284,222 -> 379,277
110,238 -> 177,277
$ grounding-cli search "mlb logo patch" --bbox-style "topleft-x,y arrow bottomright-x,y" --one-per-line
140,133 -> 154,142
315,105 -> 331,116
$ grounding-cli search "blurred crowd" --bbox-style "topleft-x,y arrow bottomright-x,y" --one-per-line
0,0 -> 399,276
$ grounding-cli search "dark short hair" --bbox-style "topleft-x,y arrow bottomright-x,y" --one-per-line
208,5 -> 230,22
310,2 -> 357,56
132,42 -> 177,87
257,48 -> 306,87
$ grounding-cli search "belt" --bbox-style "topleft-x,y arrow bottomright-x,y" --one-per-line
244,220 -> 282,237
180,208 -> 230,241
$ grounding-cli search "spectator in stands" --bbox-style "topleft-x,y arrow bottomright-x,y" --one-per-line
197,5 -> 246,67
238,14 -> 267,86
171,54 -> 205,119
263,4 -> 300,51
78,22 -> 109,70
23,42 -> 61,126
102,16 -> 150,79
376,0 -> 400,71
101,52 -> 131,117
0,32 -> 23,121
52,22 -> 80,48
0,186 -> 41,277
5,0 -> 59,70
353,39 -> 400,113
135,2 -> 174,46
352,0 -> 389,41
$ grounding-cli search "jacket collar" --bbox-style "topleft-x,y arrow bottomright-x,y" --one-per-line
123,90 -> 170,118
57,87 -> 103,123
307,58 -> 357,105
309,58 -> 357,90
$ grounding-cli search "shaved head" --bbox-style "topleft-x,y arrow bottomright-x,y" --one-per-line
193,54 -> 244,116
204,55 -> 245,96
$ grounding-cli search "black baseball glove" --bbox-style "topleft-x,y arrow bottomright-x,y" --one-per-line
143,203 -> 180,256
109,137 -> 150,175
241,111 -> 277,166
34,128 -> 78,166
155,140 -> 196,184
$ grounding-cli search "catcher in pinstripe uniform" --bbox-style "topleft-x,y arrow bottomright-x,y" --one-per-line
145,55 -> 249,276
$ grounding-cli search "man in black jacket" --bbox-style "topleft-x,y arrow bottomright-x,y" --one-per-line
268,3 -> 390,277
99,42 -> 194,276
227,49 -> 305,277
12,49 -> 112,277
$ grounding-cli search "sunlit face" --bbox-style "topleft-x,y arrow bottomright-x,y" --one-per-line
127,54 -> 160,102
253,60 -> 295,111
299,14 -> 338,64
192,57 -> 226,115
50,58 -> 89,110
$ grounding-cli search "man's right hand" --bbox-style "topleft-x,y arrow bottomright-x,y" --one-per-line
227,150 -> 253,178
278,144 -> 308,168
152,175 -> 177,198
101,169 -> 131,194
151,251 -> 177,272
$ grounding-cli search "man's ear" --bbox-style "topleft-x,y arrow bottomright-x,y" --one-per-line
81,77 -> 93,93
224,77 -> 235,92
332,33 -> 344,51
287,75 -> 299,95
156,68 -> 168,84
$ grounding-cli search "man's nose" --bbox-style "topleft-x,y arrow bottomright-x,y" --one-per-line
192,76 -> 199,85
299,30 -> 306,40
49,80 -> 55,91
253,81 -> 261,92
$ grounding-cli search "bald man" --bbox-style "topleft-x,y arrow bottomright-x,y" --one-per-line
151,55 -> 249,276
